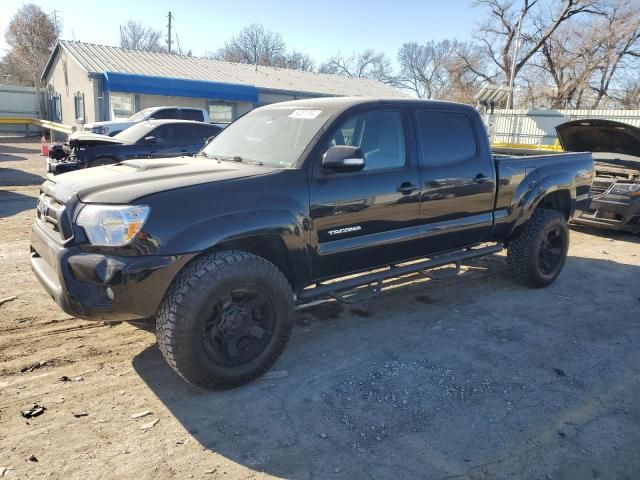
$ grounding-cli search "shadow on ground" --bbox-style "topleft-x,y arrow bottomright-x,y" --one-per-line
133,255 -> 640,480
0,167 -> 44,187
0,190 -> 37,218
0,144 -> 39,155
571,224 -> 640,244
0,153 -> 28,162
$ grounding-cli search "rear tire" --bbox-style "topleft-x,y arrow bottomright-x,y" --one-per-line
156,250 -> 294,390
507,209 -> 569,288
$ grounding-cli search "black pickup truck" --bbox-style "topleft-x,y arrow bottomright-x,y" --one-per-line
30,98 -> 593,389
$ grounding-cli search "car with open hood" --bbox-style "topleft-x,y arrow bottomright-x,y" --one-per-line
48,119 -> 222,175
556,119 -> 640,234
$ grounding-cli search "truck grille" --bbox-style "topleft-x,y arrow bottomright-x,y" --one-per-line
591,178 -> 615,195
592,163 -> 640,196
36,193 -> 73,241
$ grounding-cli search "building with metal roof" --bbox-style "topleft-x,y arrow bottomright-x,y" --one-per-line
41,40 -> 405,128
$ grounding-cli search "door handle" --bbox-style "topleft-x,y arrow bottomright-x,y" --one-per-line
396,182 -> 419,194
473,173 -> 490,184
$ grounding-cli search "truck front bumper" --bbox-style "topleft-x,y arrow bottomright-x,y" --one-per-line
47,158 -> 84,175
572,195 -> 640,234
30,222 -> 195,321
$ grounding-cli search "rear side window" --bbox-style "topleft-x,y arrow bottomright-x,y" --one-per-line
200,124 -> 222,140
177,109 -> 204,122
150,109 -> 177,120
417,111 -> 477,165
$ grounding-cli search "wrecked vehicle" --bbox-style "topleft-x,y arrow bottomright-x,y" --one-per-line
555,119 -> 640,234
47,120 -> 222,175
31,98 -> 593,389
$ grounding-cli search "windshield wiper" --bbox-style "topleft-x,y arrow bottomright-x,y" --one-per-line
210,154 -> 263,166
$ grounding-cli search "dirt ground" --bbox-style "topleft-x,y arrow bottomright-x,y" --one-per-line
1,139 -> 639,480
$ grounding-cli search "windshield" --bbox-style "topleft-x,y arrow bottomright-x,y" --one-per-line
200,106 -> 335,167
128,108 -> 156,122
113,121 -> 154,143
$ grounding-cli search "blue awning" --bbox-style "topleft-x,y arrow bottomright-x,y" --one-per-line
103,71 -> 258,103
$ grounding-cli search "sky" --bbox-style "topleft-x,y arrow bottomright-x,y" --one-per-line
0,0 -> 479,64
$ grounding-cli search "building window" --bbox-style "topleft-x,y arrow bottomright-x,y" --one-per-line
74,92 -> 85,122
52,94 -> 62,122
110,93 -> 135,120
208,102 -> 234,124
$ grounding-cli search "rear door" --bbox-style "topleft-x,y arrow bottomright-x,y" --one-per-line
414,107 -> 495,252
308,106 -> 422,280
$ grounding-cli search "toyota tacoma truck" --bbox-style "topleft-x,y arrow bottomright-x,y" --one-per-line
30,98 -> 593,389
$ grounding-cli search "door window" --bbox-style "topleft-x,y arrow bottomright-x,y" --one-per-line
177,109 -> 204,121
417,111 -> 477,165
197,125 -> 222,142
329,111 -> 406,171
148,125 -> 179,144
150,109 -> 177,120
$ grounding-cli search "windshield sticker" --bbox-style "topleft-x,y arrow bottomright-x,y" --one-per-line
289,109 -> 322,119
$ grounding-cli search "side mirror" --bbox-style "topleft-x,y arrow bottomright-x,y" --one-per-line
144,136 -> 157,144
322,145 -> 365,173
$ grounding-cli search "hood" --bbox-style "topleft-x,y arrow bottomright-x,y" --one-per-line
68,131 -> 125,147
556,119 -> 640,159
46,157 -> 274,204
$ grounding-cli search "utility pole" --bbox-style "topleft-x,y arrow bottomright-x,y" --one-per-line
506,7 -> 525,110
51,10 -> 62,38
167,11 -> 173,54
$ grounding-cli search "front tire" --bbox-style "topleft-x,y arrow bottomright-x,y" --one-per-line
507,209 -> 569,288
156,250 -> 294,390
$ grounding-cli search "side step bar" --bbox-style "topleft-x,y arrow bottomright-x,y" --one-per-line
297,243 -> 504,303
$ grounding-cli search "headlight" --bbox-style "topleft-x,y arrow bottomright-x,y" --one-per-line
608,183 -> 640,197
77,205 -> 150,246
90,126 -> 107,135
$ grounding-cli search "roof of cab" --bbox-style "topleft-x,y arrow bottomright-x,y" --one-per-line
262,96 -> 477,112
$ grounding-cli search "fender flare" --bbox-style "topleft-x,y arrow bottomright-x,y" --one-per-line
160,207 -> 312,290
507,172 -> 576,237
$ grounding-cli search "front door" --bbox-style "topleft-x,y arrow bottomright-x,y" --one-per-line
308,107 -> 422,280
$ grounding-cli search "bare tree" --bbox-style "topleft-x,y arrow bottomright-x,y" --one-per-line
281,50 -> 315,72
213,24 -> 286,66
1,4 -> 57,86
611,76 -> 640,108
396,40 -> 483,102
319,50 -> 396,84
527,0 -> 640,108
119,20 -> 165,52
535,20 -> 602,107
589,0 -> 640,107
211,24 -> 314,71
470,0 -> 601,106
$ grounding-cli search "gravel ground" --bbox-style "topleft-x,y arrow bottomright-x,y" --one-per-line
1,140 -> 639,480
